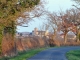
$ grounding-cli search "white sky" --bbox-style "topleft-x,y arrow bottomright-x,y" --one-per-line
17,0 -> 76,32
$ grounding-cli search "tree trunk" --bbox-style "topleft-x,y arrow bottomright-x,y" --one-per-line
79,30 -> 80,41
76,29 -> 80,42
52,29 -> 57,40
0,31 -> 2,55
64,32 -> 68,43
49,29 -> 57,47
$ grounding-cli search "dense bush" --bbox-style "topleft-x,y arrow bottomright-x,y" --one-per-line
16,36 -> 49,51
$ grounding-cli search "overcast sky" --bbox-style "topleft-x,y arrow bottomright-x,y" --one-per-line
17,0 -> 76,32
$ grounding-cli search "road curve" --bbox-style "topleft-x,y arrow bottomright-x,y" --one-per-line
27,46 -> 80,60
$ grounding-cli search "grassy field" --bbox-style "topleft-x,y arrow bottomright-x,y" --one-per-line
0,47 -> 50,60
66,50 -> 80,60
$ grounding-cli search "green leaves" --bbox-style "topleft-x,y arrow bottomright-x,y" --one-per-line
0,0 -> 40,22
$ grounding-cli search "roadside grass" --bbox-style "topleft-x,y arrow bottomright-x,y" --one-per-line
0,47 -> 51,60
66,50 -> 80,60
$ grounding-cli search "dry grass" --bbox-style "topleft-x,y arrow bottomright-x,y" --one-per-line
16,36 -> 49,51
1,34 -> 80,57
1,34 -> 17,57
49,35 -> 80,47
0,35 -> 49,57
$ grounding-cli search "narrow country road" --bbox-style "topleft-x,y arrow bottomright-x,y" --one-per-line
28,46 -> 80,60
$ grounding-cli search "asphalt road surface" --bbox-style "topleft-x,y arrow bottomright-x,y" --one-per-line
28,46 -> 80,60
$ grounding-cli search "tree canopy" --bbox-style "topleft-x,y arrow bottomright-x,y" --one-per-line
72,0 -> 80,4
0,0 -> 40,26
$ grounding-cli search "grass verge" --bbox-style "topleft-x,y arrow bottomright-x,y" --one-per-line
0,47 -> 50,60
66,50 -> 80,60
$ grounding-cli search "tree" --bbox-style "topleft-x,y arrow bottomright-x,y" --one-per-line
46,12 -> 61,40
59,8 -> 80,43
72,0 -> 80,5
40,12 -> 61,46
71,0 -> 80,42
45,11 -> 75,43
65,9 -> 80,42
0,0 -> 40,56
60,13 -> 72,43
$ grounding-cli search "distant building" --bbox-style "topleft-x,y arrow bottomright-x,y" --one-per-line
16,32 -> 30,37
32,27 -> 38,36
32,27 -> 49,38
